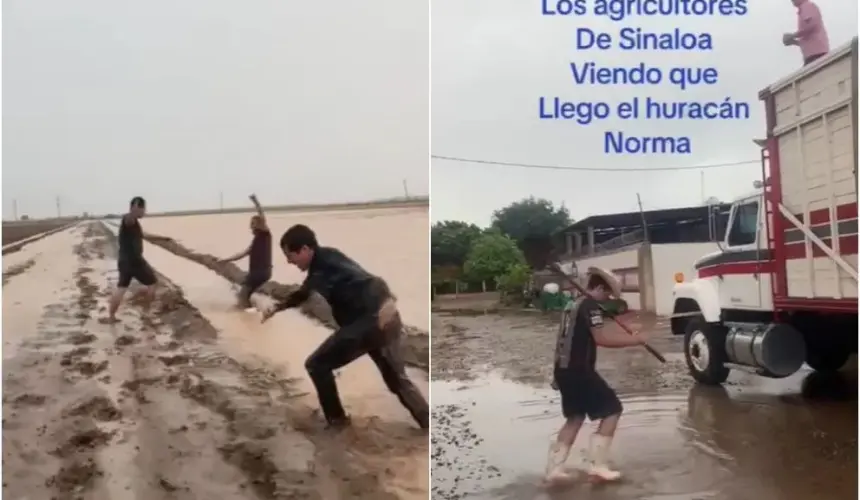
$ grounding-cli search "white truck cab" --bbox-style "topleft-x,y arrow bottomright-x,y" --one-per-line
670,38 -> 859,385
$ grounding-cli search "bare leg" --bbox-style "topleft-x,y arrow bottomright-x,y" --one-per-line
588,413 -> 622,481
106,287 -> 127,322
546,416 -> 584,482
138,285 -> 155,313
596,413 -> 620,437
557,416 -> 584,446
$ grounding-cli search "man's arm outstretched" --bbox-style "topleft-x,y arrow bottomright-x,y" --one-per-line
250,194 -> 269,231
261,279 -> 311,322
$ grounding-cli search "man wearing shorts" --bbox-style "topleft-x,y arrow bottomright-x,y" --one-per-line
106,196 -> 157,323
261,224 -> 429,431
545,273 -> 646,483
221,194 -> 272,311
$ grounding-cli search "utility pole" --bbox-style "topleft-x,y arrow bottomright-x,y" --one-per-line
402,179 -> 409,199
56,196 -> 61,218
12,199 -> 17,221
636,193 -> 649,242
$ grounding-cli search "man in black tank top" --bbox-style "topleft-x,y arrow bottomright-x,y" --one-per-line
259,224 -> 428,431
544,273 -> 647,484
105,196 -> 158,323
221,194 -> 272,311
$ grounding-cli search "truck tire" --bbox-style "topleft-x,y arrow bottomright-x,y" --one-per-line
806,343 -> 850,374
684,319 -> 730,385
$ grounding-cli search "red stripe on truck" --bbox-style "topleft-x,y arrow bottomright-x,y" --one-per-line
788,202 -> 858,226
783,235 -> 859,259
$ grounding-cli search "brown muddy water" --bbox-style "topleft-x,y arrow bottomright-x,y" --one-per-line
431,311 -> 858,500
3,221 -> 428,500
144,206 -> 429,329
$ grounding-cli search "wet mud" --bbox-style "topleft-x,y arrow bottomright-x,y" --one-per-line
138,229 -> 428,371
431,311 -> 858,500
3,258 -> 36,286
2,222 -> 425,499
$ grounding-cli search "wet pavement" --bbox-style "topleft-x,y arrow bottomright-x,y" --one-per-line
3,222 -> 428,499
431,310 -> 858,500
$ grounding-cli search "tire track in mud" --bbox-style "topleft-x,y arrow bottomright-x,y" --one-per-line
133,227 -> 428,371
3,222 -> 419,499
3,257 -> 37,286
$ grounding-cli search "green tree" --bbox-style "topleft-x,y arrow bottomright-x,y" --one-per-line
463,231 -> 527,283
497,262 -> 532,296
491,197 -> 571,268
491,197 -> 571,244
431,220 -> 484,268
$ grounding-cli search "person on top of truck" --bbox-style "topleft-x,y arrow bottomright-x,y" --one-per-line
783,0 -> 829,66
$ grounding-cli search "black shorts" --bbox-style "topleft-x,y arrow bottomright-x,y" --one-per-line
117,260 -> 157,288
555,369 -> 622,421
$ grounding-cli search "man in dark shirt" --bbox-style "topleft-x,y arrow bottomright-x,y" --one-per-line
221,194 -> 272,311
261,224 -> 429,430
545,273 -> 646,484
105,196 -> 158,323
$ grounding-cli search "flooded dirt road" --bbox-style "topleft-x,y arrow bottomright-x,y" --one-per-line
3,222 -> 428,499
431,310 -> 858,500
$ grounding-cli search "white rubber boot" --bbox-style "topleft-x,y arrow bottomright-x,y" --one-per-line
586,434 -> 621,481
544,441 -> 573,482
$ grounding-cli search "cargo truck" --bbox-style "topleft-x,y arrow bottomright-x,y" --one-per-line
671,38 -> 859,385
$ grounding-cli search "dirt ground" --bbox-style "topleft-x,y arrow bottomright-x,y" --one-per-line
431,309 -> 858,500
3,222 -> 427,499
3,220 -> 72,247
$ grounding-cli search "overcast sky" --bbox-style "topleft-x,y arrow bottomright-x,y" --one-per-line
431,0 -> 857,226
3,0 -> 428,219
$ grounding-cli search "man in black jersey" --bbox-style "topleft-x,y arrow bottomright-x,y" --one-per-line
220,194 -> 272,311
261,224 -> 429,430
544,273 -> 646,484
105,196 -> 157,323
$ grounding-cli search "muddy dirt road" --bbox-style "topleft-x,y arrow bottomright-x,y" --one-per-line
431,310 -> 858,500
3,222 -> 428,499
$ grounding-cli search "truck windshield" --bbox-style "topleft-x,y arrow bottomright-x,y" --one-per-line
726,201 -> 759,246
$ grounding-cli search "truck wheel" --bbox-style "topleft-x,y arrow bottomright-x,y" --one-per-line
806,343 -> 850,373
684,319 -> 730,385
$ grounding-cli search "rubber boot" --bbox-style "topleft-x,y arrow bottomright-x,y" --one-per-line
544,441 -> 573,482
586,434 -> 621,481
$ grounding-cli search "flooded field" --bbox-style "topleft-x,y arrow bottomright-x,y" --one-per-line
2,219 -> 71,246
2,217 -> 428,499
431,310 -> 858,500
145,206 -> 429,329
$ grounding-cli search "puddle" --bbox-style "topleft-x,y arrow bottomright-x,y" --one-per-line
431,372 -> 857,500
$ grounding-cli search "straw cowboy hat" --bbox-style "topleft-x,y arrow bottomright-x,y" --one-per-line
585,266 -> 623,299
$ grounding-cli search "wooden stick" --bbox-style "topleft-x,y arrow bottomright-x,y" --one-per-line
549,264 -> 667,364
